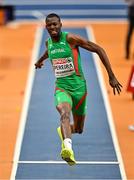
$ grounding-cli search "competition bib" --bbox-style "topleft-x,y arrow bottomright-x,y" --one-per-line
52,57 -> 75,78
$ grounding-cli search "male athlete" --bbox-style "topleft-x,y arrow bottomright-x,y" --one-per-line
35,13 -> 122,166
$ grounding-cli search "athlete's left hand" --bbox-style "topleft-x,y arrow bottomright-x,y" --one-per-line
35,61 -> 44,69
109,76 -> 122,95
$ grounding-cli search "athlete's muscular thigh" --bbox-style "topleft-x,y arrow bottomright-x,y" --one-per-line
73,114 -> 85,134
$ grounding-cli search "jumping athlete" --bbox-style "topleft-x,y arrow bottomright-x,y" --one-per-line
35,13 -> 122,166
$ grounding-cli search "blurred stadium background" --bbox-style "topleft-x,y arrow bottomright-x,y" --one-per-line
0,0 -> 127,22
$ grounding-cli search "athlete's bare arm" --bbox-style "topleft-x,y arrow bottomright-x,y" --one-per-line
67,33 -> 122,95
35,41 -> 48,69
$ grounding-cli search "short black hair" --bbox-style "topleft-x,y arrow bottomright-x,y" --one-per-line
45,13 -> 61,22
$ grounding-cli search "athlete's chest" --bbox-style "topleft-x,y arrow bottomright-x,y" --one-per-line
48,40 -> 76,78
48,41 -> 72,59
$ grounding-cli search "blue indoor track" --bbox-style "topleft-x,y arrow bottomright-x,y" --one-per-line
14,28 -> 123,179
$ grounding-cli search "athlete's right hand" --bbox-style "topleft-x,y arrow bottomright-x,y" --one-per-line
35,61 -> 44,69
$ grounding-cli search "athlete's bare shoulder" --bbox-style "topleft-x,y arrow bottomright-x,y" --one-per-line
66,32 -> 104,53
66,32 -> 90,48
67,33 -> 83,46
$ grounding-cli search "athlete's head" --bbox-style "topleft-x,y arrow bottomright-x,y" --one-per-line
45,13 -> 62,38
45,13 -> 61,23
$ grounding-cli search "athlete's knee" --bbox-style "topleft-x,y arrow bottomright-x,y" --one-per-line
74,127 -> 83,134
77,129 -> 83,134
60,111 -> 70,123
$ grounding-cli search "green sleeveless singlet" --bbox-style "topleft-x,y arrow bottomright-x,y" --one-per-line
47,32 -> 86,91
47,32 -> 87,115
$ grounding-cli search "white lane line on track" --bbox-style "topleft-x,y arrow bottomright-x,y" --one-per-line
10,26 -> 44,180
86,26 -> 127,180
18,161 -> 119,165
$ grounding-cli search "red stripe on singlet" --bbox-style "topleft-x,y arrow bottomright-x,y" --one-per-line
55,87 -> 65,92
75,92 -> 87,110
71,46 -> 80,76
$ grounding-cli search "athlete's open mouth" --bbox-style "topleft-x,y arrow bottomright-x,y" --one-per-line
50,30 -> 58,36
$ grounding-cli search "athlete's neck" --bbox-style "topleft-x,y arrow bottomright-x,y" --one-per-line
51,32 -> 62,42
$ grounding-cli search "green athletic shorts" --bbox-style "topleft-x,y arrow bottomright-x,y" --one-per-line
54,85 -> 87,115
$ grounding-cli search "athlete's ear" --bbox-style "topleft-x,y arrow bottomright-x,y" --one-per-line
60,22 -> 62,27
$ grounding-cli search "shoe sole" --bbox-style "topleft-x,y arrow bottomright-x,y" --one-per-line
61,149 -> 76,166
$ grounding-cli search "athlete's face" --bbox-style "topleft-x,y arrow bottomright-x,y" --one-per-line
46,17 -> 62,39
